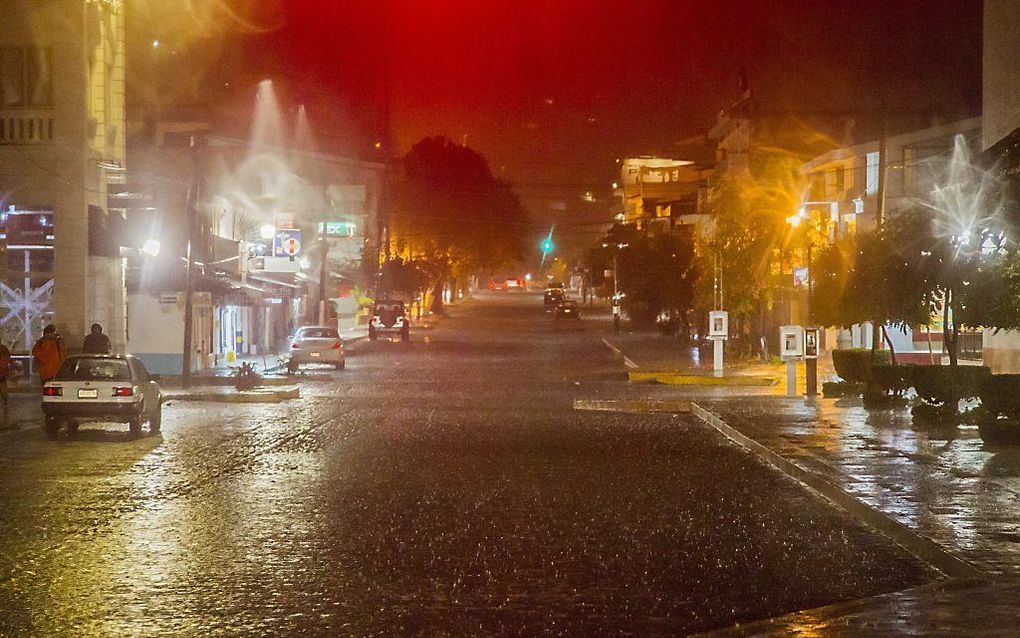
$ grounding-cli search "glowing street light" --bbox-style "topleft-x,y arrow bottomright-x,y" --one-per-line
141,239 -> 161,257
260,224 -> 275,240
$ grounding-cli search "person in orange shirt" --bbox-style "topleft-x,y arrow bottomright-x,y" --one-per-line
32,324 -> 66,388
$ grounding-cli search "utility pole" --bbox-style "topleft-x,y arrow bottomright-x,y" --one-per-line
805,240 -> 817,397
318,212 -> 329,326
182,133 -> 204,387
612,252 -> 620,335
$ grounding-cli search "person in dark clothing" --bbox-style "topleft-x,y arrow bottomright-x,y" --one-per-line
82,323 -> 112,354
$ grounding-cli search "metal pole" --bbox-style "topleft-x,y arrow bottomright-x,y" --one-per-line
182,134 -> 203,387
612,252 -> 620,335
319,215 -> 328,325
806,241 -> 817,397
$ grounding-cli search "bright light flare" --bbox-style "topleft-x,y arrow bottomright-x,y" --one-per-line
260,224 -> 275,239
142,239 -> 161,257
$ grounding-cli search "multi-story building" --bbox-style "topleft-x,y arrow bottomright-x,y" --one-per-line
124,116 -> 386,373
616,157 -> 710,233
981,0 -> 1020,373
0,0 -> 127,359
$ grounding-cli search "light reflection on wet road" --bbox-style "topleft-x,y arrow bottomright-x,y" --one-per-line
1,294 -> 930,635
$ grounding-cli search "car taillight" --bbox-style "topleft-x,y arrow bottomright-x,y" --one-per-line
112,387 -> 134,397
331,341 -> 342,349
291,342 -> 300,349
43,386 -> 62,396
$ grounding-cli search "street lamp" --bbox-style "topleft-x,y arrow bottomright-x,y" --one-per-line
259,223 -> 275,240
788,212 -> 817,397
603,242 -> 628,335
141,238 -> 161,257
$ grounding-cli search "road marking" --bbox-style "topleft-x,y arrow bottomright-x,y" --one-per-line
601,338 -> 638,369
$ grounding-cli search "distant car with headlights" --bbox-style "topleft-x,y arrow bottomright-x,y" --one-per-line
555,299 -> 581,320
41,354 -> 163,439
544,288 -> 564,308
288,326 -> 345,372
369,300 -> 410,341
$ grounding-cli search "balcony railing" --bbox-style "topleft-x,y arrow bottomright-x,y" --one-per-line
0,111 -> 55,145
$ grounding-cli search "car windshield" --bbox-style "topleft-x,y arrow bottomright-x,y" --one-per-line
561,301 -> 578,308
298,328 -> 339,339
547,281 -> 564,288
54,358 -> 131,382
376,302 -> 405,314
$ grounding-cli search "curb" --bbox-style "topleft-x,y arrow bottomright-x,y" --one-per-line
628,371 -> 776,386
573,399 -> 691,413
167,385 -> 300,404
689,401 -> 983,580
601,338 -> 639,369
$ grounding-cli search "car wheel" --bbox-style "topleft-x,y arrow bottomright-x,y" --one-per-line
150,406 -> 162,434
44,416 -> 61,440
335,360 -> 345,370
287,361 -> 299,375
368,328 -> 377,341
129,416 -> 142,437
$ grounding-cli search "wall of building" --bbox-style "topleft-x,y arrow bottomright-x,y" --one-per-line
127,292 -> 213,375
983,0 -> 1020,150
0,0 -> 126,350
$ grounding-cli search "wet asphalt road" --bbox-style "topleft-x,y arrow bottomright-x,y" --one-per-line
0,293 -> 930,635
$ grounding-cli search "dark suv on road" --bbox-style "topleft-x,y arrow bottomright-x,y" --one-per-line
369,300 -> 410,341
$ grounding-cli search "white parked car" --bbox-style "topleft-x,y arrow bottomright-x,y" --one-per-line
287,326 -> 346,372
42,354 -> 163,439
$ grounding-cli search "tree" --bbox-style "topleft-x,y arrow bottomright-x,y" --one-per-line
699,148 -> 806,355
590,224 -> 698,329
392,137 -> 529,309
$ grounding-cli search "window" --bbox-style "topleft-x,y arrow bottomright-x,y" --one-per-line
834,166 -> 845,194
297,328 -> 340,339
0,47 -> 52,108
55,358 -> 132,382
0,48 -> 25,107
865,152 -> 880,195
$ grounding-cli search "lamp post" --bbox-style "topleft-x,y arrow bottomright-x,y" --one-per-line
787,210 -> 818,397
604,242 -> 628,335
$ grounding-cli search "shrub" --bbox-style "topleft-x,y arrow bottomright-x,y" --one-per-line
822,381 -> 864,398
832,349 -> 892,383
864,365 -> 912,408
979,374 -> 1020,421
910,365 -> 991,425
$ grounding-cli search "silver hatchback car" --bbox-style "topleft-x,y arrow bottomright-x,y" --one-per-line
287,326 -> 345,372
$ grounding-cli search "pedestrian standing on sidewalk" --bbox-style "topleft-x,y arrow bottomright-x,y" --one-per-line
32,325 -> 66,388
0,341 -> 11,417
82,323 -> 112,354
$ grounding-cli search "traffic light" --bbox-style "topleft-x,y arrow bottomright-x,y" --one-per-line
541,238 -> 553,252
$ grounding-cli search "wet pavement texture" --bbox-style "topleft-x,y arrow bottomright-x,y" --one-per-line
1,294 -> 932,635
704,397 -> 1020,578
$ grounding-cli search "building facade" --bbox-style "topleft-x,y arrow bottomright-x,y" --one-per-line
981,0 -> 1020,372
0,0 -> 127,358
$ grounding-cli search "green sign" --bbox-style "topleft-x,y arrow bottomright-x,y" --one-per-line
317,221 -> 356,237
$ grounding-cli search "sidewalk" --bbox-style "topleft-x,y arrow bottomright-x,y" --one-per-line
603,333 -> 1020,632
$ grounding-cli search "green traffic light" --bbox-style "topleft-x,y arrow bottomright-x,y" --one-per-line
541,239 -> 553,252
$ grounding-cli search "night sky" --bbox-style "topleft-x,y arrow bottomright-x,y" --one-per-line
129,0 -> 983,215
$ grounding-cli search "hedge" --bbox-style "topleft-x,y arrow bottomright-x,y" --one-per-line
909,365 -> 990,424
977,375 -> 1020,445
832,349 -> 892,384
